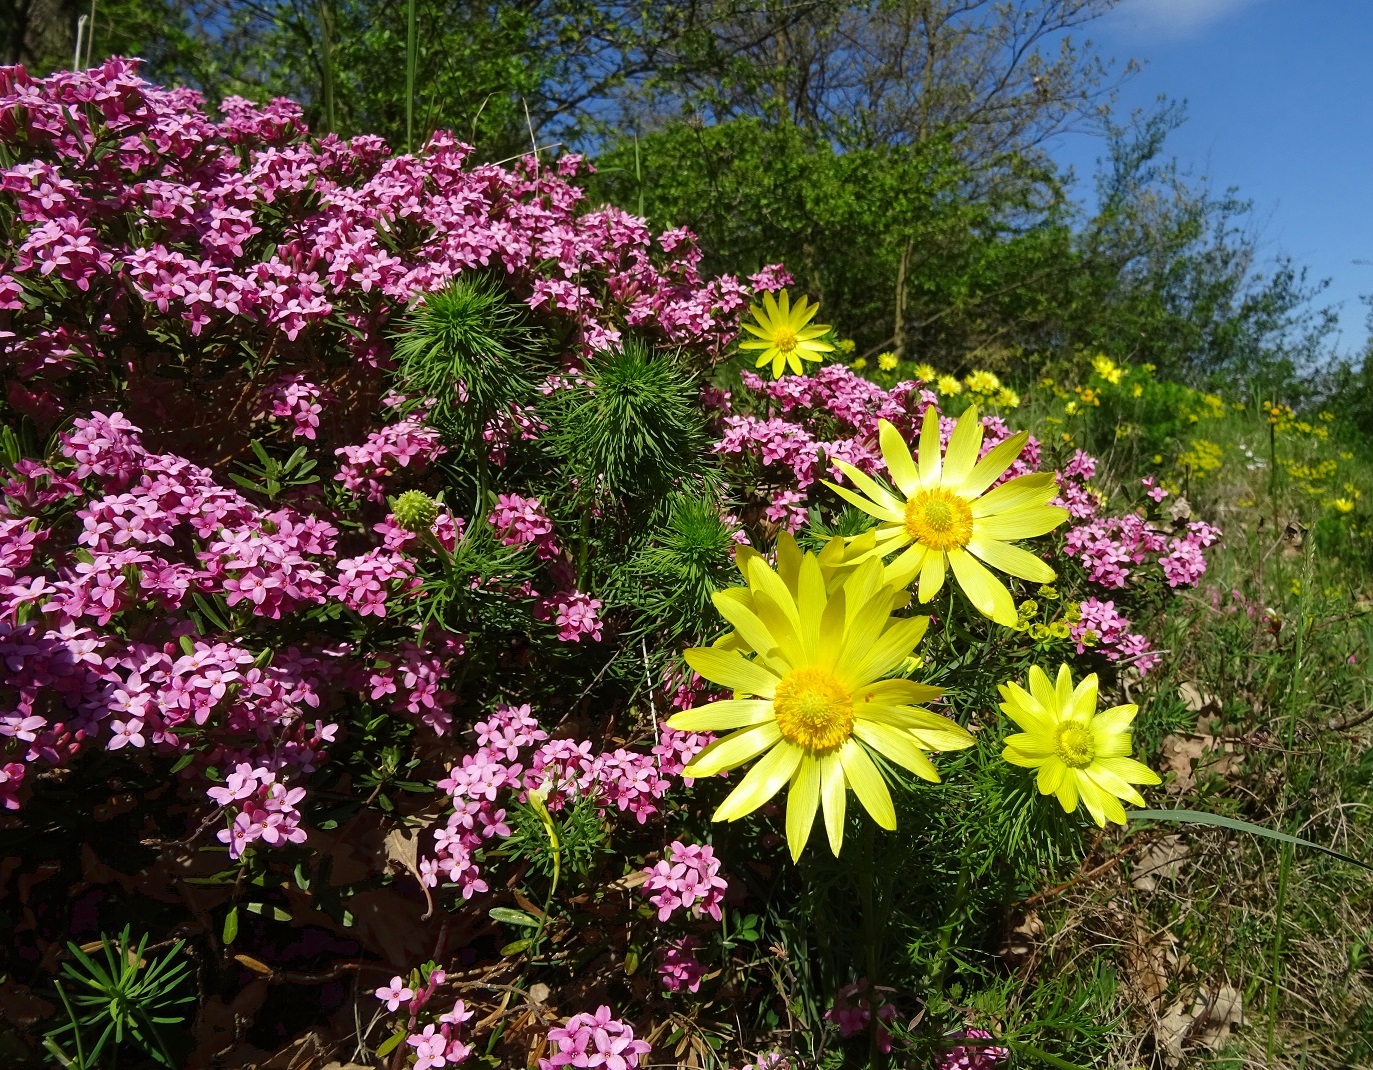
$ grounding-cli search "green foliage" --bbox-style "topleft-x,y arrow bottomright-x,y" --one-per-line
392,275 -> 548,448
229,440 -> 321,500
45,927 -> 194,1069
617,490 -> 739,641
548,339 -> 710,505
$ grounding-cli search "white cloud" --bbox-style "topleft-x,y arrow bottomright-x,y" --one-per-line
1110,0 -> 1263,39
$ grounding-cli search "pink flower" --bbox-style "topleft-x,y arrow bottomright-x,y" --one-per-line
538,1005 -> 650,1070
640,841 -> 728,923
937,1028 -> 1009,1070
375,976 -> 415,1012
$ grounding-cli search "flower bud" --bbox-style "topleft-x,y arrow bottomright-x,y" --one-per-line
393,490 -> 439,533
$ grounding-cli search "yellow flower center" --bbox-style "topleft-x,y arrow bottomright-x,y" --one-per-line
773,666 -> 854,751
773,326 -> 799,353
903,488 -> 974,551
1055,724 -> 1096,768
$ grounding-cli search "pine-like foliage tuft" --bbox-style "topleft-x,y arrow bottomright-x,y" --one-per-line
391,275 -> 548,445
619,492 -> 739,640
550,339 -> 709,503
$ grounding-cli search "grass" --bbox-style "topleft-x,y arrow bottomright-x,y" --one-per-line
989,363 -> 1373,1067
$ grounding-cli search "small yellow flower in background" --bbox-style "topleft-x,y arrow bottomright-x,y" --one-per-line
1063,601 -> 1082,624
1028,623 -> 1050,640
739,289 -> 835,378
995,387 -> 1021,408
852,356 -> 868,370
1064,401 -> 1079,416
964,370 -> 1002,397
1152,454 -> 1163,464
877,351 -> 900,371
824,408 -> 1068,626
670,552 -> 973,860
1333,498 -> 1355,514
936,375 -> 963,396
1038,584 -> 1060,600
1131,383 -> 1144,397
1039,376 -> 1055,388
999,664 -> 1161,826
1290,579 -> 1302,596
913,362 -> 938,382
837,338 -> 857,355
1320,410 -> 1335,422
1048,621 -> 1071,639
1091,355 -> 1123,385
1237,496 -> 1255,507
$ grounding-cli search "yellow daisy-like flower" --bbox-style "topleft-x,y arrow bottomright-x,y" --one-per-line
994,387 -> 1021,409
669,553 -> 973,860
738,290 -> 835,378
1332,498 -> 1355,514
913,362 -> 938,382
823,408 -> 1069,626
877,352 -> 900,371
964,370 -> 1001,396
935,375 -> 962,396
712,531 -> 894,653
999,664 -> 1162,826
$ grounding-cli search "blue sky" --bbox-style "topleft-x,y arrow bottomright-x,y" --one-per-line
1047,0 -> 1373,357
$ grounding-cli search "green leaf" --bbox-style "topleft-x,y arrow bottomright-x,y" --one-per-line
1131,809 -> 1373,871
376,1030 -> 407,1058
223,906 -> 239,945
169,752 -> 196,774
488,907 -> 541,928
1006,1040 -> 1095,1070
499,938 -> 532,956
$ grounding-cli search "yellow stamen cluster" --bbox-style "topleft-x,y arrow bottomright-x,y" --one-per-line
903,489 -> 974,551
773,667 -> 854,751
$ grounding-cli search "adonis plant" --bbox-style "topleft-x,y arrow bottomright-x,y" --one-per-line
0,60 -> 1239,1070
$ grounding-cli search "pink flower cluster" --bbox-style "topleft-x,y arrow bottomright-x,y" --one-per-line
211,762 -> 309,859
538,1005 -> 651,1070
334,416 -> 446,502
256,373 -> 334,440
374,969 -> 474,1068
825,979 -> 896,1053
1160,521 -> 1221,588
657,935 -> 707,993
1072,597 -> 1161,674
641,840 -> 728,922
489,493 -> 558,559
538,590 -> 603,643
937,1029 -> 1009,1070
1063,514 -> 1169,589
1,59 -> 766,427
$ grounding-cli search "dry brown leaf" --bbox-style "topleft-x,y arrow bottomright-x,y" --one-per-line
1194,984 -> 1246,1051
1155,984 -> 1247,1066
1124,922 -> 1174,1006
1000,910 -> 1042,969
1178,683 -> 1216,714
1160,734 -> 1243,793
1132,835 -> 1191,892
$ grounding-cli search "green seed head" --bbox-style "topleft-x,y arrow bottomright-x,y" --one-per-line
393,490 -> 439,533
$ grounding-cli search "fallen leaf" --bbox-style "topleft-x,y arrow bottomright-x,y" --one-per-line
1160,734 -> 1243,793
1194,984 -> 1246,1050
1132,835 -> 1191,892
1155,984 -> 1247,1066
1123,922 -> 1175,1006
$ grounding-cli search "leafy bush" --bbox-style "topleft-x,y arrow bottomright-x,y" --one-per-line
0,62 -> 1227,1070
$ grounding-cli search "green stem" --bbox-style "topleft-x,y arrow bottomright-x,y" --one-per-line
405,0 -> 417,152
317,0 -> 336,134
1266,841 -> 1292,1065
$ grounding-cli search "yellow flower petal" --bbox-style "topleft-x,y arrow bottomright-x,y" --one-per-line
973,505 -> 1070,540
878,419 -> 920,496
840,739 -> 896,830
820,751 -> 847,855
858,678 -> 944,706
852,720 -> 941,782
961,431 -> 1028,496
965,537 -> 1057,583
713,737 -> 802,820
785,757 -> 822,861
941,406 -> 984,489
917,550 -> 946,602
971,472 -> 1058,518
683,647 -> 780,698
917,405 -> 943,487
830,458 -> 907,518
947,547 -> 1017,625
667,699 -> 776,733
686,721 -> 783,778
